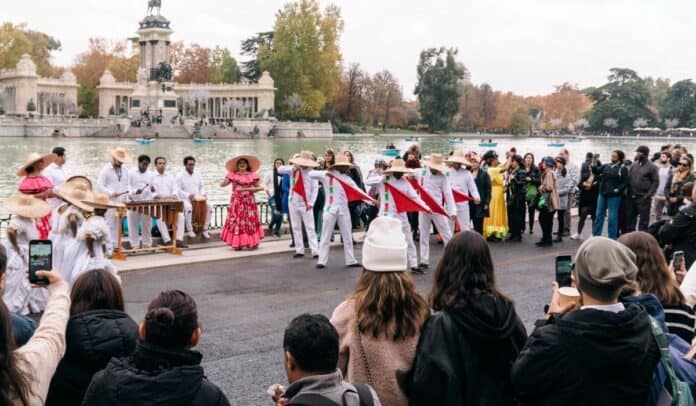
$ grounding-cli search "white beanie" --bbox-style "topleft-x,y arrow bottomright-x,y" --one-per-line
362,216 -> 407,272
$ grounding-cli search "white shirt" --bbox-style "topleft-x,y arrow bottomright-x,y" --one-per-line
414,169 -> 456,215
448,168 -> 480,206
309,170 -> 358,215
278,166 -> 318,207
97,164 -> 130,203
151,171 -> 179,199
43,163 -> 67,209
263,170 -> 275,197
581,303 -> 625,313
176,170 -> 206,200
366,174 -> 426,218
681,261 -> 696,308
128,168 -> 154,202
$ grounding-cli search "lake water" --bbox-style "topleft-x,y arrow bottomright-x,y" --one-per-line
1,135 -> 693,217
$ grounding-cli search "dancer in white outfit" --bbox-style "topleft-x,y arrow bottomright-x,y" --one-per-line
278,151 -> 320,258
446,149 -> 481,232
2,194 -> 51,315
127,155 -> 155,249
96,147 -> 132,249
309,154 -> 366,269
151,156 -> 187,247
43,146 -> 68,212
176,156 -> 212,239
365,159 -> 429,272
52,177 -> 93,278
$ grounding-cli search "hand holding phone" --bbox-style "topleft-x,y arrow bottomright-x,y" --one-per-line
555,255 -> 573,288
28,240 -> 52,285
673,251 -> 685,272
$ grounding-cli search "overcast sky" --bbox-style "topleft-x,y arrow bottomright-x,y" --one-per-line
4,0 -> 695,97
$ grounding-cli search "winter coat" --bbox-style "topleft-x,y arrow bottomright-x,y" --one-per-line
659,202 -> 696,269
407,294 -> 527,406
331,299 -> 420,406
282,370 -> 382,406
629,159 -> 660,198
471,169 -> 492,218
11,281 -> 70,405
81,341 -> 230,406
46,309 -> 138,406
597,162 -> 629,197
511,303 -> 660,405
540,169 -> 560,212
665,172 -> 695,216
555,171 -> 575,209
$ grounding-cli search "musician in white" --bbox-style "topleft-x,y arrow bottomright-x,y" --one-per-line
96,147 -> 131,249
413,153 -> 456,270
176,156 -> 212,239
151,156 -> 187,247
43,146 -> 68,211
127,155 -> 154,249
365,158 -> 428,272
309,154 -> 362,269
446,149 -> 481,232
277,151 -> 320,258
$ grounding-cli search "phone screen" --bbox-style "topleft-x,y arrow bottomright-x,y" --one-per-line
674,251 -> 685,271
29,240 -> 52,285
555,255 -> 573,287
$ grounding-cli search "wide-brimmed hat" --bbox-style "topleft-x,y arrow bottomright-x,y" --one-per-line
424,153 -> 449,173
289,151 -> 320,168
225,155 -> 261,173
16,153 -> 57,177
55,184 -> 95,213
329,154 -> 354,169
362,216 -> 407,272
64,175 -> 93,191
4,194 -> 51,218
384,159 -> 413,174
108,147 -> 132,164
446,150 -> 473,166
82,193 -> 126,209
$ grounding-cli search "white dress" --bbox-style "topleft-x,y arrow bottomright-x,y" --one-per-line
51,205 -> 86,278
68,216 -> 120,285
2,216 -> 47,315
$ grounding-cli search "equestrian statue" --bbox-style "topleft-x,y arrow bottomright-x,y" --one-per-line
147,0 -> 162,15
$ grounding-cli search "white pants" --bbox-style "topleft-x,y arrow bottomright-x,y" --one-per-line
453,203 -> 471,232
290,205 -> 318,255
393,214 -> 418,268
419,212 -> 453,265
127,211 -> 152,248
318,211 -> 357,266
104,209 -> 120,249
157,212 -> 185,243
183,200 -> 212,233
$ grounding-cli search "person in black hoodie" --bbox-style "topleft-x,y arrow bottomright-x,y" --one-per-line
82,290 -> 230,406
512,237 -> 661,405
46,269 -> 138,405
407,231 -> 527,405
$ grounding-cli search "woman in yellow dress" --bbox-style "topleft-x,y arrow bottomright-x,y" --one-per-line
482,151 -> 510,240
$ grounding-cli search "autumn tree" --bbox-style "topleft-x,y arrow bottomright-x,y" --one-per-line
211,46 -> 241,84
174,44 -> 212,84
0,23 -> 61,77
369,70 -> 402,129
257,0 -> 344,119
415,47 -> 464,132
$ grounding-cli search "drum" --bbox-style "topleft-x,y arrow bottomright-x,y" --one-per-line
192,195 -> 207,233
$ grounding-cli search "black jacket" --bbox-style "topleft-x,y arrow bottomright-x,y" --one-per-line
597,162 -> 629,197
506,168 -> 527,206
471,169 -> 492,218
81,341 -> 230,406
46,309 -> 138,406
408,294 -> 527,406
629,159 -> 660,198
511,303 -> 660,406
659,203 -> 696,269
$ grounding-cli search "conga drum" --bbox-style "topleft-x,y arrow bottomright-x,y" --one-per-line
192,195 -> 207,233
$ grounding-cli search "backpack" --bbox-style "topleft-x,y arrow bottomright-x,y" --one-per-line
650,316 -> 695,406
288,382 -> 375,406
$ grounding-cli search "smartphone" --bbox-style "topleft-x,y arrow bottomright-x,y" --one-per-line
28,240 -> 52,285
555,255 -> 573,288
673,251 -> 685,272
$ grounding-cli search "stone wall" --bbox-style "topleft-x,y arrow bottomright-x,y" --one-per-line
0,117 -> 123,137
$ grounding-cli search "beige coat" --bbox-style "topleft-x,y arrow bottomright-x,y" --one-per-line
331,299 -> 420,406
12,280 -> 70,405
540,169 -> 560,212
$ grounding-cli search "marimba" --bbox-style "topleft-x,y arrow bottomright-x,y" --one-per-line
112,199 -> 185,260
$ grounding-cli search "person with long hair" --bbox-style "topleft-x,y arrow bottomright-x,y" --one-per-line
82,290 -> 230,405
482,150 -> 511,240
408,231 -> 527,405
553,156 -> 574,243
220,155 -> 264,250
573,152 -> 600,240
46,270 -> 138,405
469,152 -> 492,235
593,150 -> 629,239
506,154 -> 526,242
536,157 -> 560,247
331,216 -> 429,405
16,152 -> 57,239
618,231 -> 696,342
523,153 -> 540,235
665,155 -> 695,216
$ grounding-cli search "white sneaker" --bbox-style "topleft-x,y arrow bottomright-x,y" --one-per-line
202,231 -> 211,239
570,233 -> 580,240
186,231 -> 196,238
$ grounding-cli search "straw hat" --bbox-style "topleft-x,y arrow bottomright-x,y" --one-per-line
64,175 -> 93,191
82,193 -> 126,209
362,217 -> 407,272
55,183 -> 95,212
16,153 -> 57,177
108,147 -> 132,164
446,150 -> 473,167
328,154 -> 354,169
225,155 -> 261,173
289,151 -> 320,168
423,153 -> 449,173
384,158 -> 413,174
4,194 -> 51,219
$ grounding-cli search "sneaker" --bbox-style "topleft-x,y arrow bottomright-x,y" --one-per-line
293,253 -> 304,258
176,240 -> 188,248
202,231 -> 210,239
570,233 -> 580,240
186,231 -> 196,239
161,240 -> 172,247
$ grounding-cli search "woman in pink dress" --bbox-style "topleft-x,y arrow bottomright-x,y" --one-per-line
17,152 -> 57,239
220,155 -> 265,250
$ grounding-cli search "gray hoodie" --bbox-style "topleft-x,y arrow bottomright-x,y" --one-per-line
283,370 -> 381,406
